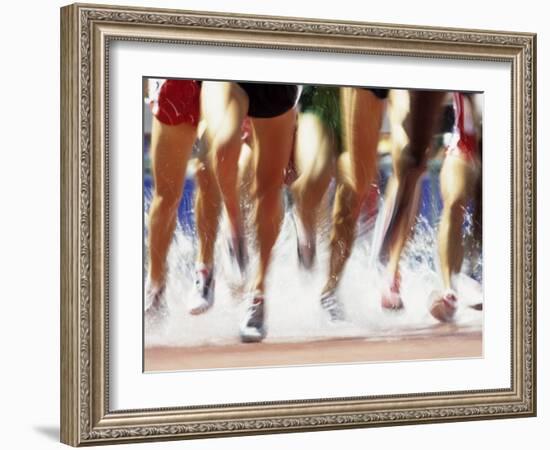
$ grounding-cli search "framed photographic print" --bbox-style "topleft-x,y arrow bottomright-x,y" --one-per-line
60,2 -> 536,446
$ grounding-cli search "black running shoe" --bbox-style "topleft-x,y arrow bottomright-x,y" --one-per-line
239,291 -> 267,343
320,290 -> 346,322
188,264 -> 215,315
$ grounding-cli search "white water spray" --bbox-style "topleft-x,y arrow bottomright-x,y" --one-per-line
144,184 -> 482,348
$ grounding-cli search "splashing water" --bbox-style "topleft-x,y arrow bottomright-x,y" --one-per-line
144,182 -> 482,348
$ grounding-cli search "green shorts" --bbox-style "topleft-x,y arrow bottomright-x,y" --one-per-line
299,85 -> 342,150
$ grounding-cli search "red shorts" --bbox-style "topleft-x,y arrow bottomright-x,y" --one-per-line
446,92 -> 478,160
151,79 -> 201,127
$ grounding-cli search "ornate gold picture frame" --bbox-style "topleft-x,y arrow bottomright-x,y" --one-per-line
60,2 -> 536,446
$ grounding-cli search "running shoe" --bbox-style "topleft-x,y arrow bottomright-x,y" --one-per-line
381,272 -> 404,310
239,291 -> 266,343
291,206 -> 316,270
429,289 -> 458,322
144,281 -> 168,321
320,290 -> 346,322
188,264 -> 215,315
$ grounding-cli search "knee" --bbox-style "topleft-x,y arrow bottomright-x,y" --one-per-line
309,161 -> 333,192
151,187 -> 181,216
292,169 -> 330,203
336,154 -> 370,199
211,133 -> 240,170
213,139 -> 232,166
255,162 -> 286,197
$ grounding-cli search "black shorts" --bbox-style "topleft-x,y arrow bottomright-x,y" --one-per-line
237,83 -> 299,118
360,87 -> 389,100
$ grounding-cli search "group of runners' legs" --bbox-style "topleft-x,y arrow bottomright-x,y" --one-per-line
145,79 -> 483,343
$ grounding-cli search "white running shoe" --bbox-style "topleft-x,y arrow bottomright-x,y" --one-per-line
320,290 -> 346,322
239,291 -> 266,343
144,281 -> 168,322
188,264 -> 215,315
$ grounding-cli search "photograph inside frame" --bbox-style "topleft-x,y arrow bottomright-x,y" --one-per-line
142,79 -> 484,372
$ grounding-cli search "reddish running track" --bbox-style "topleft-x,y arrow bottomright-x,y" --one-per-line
144,327 -> 482,372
